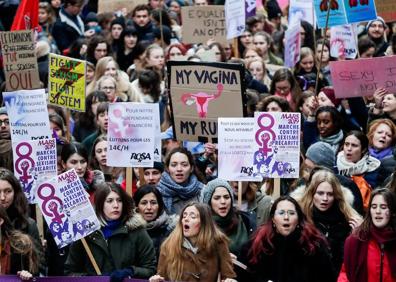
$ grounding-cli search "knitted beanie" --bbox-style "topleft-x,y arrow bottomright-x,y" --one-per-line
202,178 -> 234,205
306,142 -> 335,169
320,87 -> 341,108
366,16 -> 386,32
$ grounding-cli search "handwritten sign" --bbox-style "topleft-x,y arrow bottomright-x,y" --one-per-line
330,24 -> 357,59
107,103 -> 158,167
284,23 -> 301,68
218,118 -> 262,181
48,54 -> 86,112
253,112 -> 300,178
168,61 -> 246,143
36,169 -> 100,248
0,30 -> 40,91
330,56 -> 396,98
376,0 -> 396,22
12,139 -> 57,203
225,0 -> 245,40
181,6 -> 227,44
3,88 -> 52,142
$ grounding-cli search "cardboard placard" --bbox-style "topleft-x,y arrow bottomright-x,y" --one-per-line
181,6 -> 227,44
97,0 -> 147,14
330,56 -> 396,98
168,61 -> 246,143
0,30 -> 40,91
330,24 -> 358,59
107,103 -> 158,167
253,112 -> 301,179
376,0 -> 396,22
284,23 -> 301,68
12,139 -> 57,203
36,169 -> 101,248
3,88 -> 52,142
225,0 -> 246,40
218,117 -> 262,181
48,54 -> 86,112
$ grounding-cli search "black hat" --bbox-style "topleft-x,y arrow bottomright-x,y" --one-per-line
84,12 -> 98,24
111,17 -> 126,29
266,0 -> 282,20
144,161 -> 164,172
153,25 -> 172,46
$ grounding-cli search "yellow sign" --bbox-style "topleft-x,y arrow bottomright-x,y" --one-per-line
48,53 -> 86,112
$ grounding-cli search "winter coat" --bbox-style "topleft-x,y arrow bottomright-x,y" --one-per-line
157,239 -> 236,282
52,7 -> 84,52
65,214 -> 156,278
247,191 -> 272,226
240,230 -> 336,282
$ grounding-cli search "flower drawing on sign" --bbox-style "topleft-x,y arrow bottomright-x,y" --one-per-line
181,83 -> 224,118
109,107 -> 133,138
319,0 -> 339,11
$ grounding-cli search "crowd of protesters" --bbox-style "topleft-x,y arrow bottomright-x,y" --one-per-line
0,0 -> 396,281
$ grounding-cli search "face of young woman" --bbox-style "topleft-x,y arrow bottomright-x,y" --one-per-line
111,24 -> 123,40
0,180 -> 14,210
318,92 -> 335,107
253,34 -> 269,56
86,66 -> 95,83
147,48 -> 165,70
39,8 -> 49,24
50,121 -> 63,137
275,80 -> 291,96
211,187 -> 232,217
95,140 -> 107,167
100,78 -> 116,102
300,96 -> 314,117
244,49 -> 260,63
138,192 -> 159,222
168,46 -> 183,60
103,191 -> 123,221
240,31 -> 253,47
315,44 -> 329,64
343,135 -> 363,163
96,111 -> 109,133
372,123 -> 393,150
313,182 -> 335,212
382,94 -> 396,114
248,60 -> 264,81
143,169 -> 162,185
299,54 -> 315,73
370,194 -> 390,229
168,152 -> 192,184
317,112 -> 336,137
169,1 -> 181,14
94,43 -> 108,61
124,34 -> 138,49
361,47 -> 375,58
104,61 -> 117,78
182,206 -> 201,240
272,200 -> 299,236
266,101 -> 282,112
63,153 -> 87,177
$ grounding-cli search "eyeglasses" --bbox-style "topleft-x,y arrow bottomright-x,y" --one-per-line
275,210 -> 297,217
101,86 -> 115,91
0,120 -> 9,126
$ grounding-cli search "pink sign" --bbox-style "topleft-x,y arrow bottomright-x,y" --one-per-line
277,0 -> 289,10
330,56 -> 396,98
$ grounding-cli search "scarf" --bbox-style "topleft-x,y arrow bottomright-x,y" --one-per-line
145,211 -> 169,231
368,146 -> 393,161
337,152 -> 381,176
319,130 -> 344,154
157,172 -> 204,214
101,219 -> 121,240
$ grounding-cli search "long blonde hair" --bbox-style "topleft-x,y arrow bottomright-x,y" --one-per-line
160,202 -> 229,281
300,170 -> 359,221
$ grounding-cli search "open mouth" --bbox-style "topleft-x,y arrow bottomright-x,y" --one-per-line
282,223 -> 290,228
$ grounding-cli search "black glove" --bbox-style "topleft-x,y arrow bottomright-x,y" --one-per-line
109,267 -> 134,282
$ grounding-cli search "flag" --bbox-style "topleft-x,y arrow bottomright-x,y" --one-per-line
11,0 -> 39,31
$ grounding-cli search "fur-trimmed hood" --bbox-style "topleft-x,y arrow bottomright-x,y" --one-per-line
290,183 -> 355,207
125,212 -> 146,231
35,40 -> 50,58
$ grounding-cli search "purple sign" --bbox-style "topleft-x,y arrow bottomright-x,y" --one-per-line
246,0 -> 256,18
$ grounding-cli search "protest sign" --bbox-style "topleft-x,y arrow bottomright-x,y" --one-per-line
218,118 -> 262,181
245,0 -> 256,18
253,112 -> 300,179
284,23 -> 301,68
3,88 -> 52,142
330,24 -> 358,59
0,30 -> 40,91
314,0 -> 377,28
48,53 -> 86,112
289,0 -> 315,26
107,103 -> 158,167
330,56 -> 396,98
181,6 -> 227,44
168,61 -> 246,143
97,0 -> 147,14
36,169 -> 100,248
225,0 -> 245,40
12,138 -> 57,203
278,0 -> 290,10
376,0 -> 396,22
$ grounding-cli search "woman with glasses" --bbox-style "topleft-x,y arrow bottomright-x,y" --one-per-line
240,196 -> 336,282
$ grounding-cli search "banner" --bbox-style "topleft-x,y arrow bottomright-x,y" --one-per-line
314,0 -> 377,28
225,0 -> 245,40
330,56 -> 396,98
289,0 -> 315,26
48,54 -> 86,112
107,103 -> 158,167
3,89 -> 52,142
253,112 -> 300,178
181,6 -> 227,44
218,118 -> 262,181
168,61 -> 246,143
284,23 -> 301,68
330,24 -> 357,59
36,169 -> 101,248
11,0 -> 39,31
98,0 -> 147,14
12,139 -> 57,203
376,0 -> 396,22
0,30 -> 40,91
245,0 -> 256,18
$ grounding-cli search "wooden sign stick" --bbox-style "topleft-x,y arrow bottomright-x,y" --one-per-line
81,237 -> 101,275
273,178 -> 281,199
126,167 -> 133,196
237,181 -> 242,209
35,205 -> 44,241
